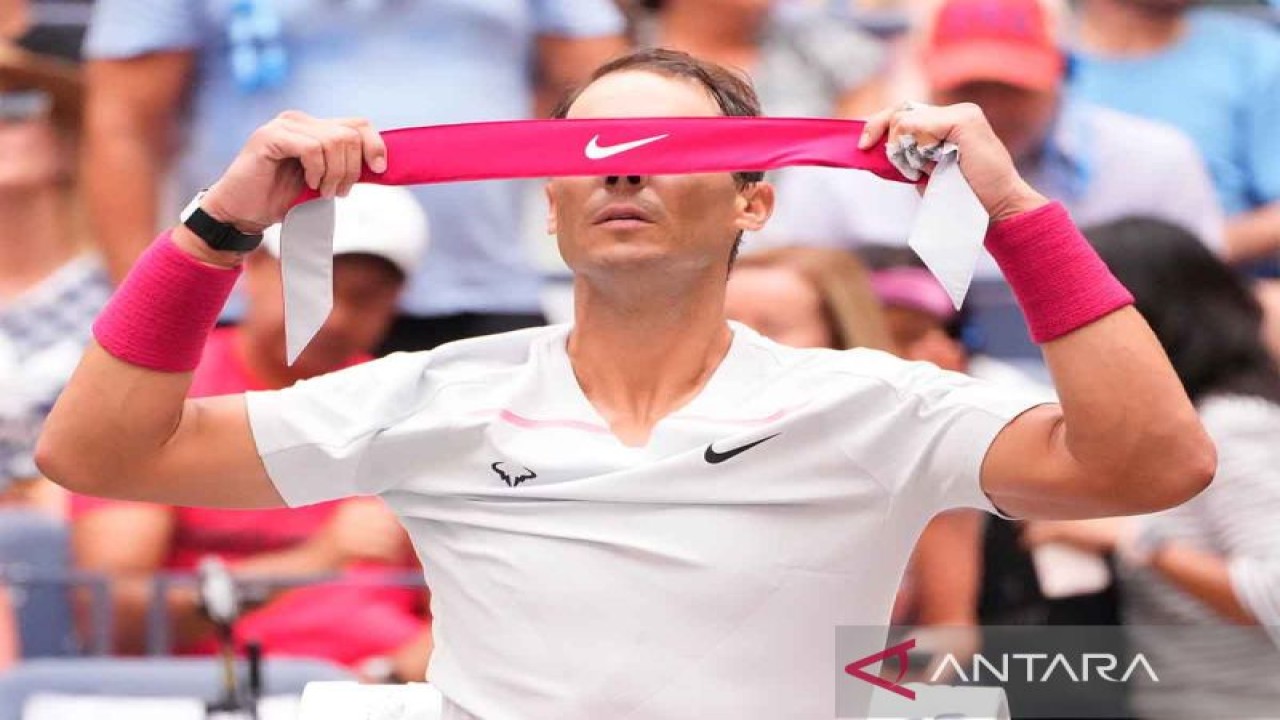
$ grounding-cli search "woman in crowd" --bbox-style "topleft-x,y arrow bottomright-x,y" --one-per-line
0,39 -> 107,515
0,34 -> 106,674
1027,218 -> 1280,719
725,246 -> 892,351
725,246 -> 982,636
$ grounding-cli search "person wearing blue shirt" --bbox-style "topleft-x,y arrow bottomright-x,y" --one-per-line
759,0 -> 1224,270
81,0 -> 626,352
1072,0 -> 1280,265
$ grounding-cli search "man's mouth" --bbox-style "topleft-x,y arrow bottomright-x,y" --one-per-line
592,203 -> 655,228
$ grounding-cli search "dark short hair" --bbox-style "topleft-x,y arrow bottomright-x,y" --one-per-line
553,48 -> 766,264
1087,217 -> 1280,405
553,48 -> 764,186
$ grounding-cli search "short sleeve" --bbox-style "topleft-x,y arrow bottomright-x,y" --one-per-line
245,352 -> 434,507
84,0 -> 204,59
531,0 -> 626,37
839,356 -> 1052,518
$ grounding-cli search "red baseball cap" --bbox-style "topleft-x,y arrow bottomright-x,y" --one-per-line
922,0 -> 1065,92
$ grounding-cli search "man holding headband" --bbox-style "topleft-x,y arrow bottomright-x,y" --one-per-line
39,49 -> 1213,719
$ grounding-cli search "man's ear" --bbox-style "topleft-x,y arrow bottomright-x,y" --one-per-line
544,182 -> 559,235
734,181 -> 775,233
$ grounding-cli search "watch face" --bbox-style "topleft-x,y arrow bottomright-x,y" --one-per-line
181,191 -> 209,223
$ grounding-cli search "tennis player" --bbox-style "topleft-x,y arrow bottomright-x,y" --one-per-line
39,50 -> 1214,719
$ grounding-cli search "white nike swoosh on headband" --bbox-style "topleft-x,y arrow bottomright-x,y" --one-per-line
584,133 -> 670,160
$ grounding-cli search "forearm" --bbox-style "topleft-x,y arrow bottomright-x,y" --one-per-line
83,54 -> 193,284
104,575 -> 205,654
1224,203 -> 1280,264
1146,543 -> 1256,625
986,204 -> 1214,516
115,543 -> 341,654
230,538 -> 338,580
84,133 -> 166,284
912,511 -> 981,625
389,625 -> 435,682
37,229 -> 267,505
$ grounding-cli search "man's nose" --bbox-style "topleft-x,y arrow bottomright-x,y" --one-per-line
604,175 -> 646,188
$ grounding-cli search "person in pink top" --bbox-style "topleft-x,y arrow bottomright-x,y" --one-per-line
71,184 -> 434,682
0,587 -> 14,672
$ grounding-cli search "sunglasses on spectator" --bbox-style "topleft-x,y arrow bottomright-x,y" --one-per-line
0,89 -> 51,123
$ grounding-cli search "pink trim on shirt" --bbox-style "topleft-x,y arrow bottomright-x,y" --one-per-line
496,409 -> 613,435
674,407 -> 799,427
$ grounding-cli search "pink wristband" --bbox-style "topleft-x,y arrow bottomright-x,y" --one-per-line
93,230 -> 242,372
985,202 -> 1134,343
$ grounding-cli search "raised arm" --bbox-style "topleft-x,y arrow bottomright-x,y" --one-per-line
860,103 -> 1216,521
82,52 -> 194,284
37,112 -> 387,509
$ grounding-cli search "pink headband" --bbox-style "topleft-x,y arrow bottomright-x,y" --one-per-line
291,117 -> 909,205
278,117 -> 981,363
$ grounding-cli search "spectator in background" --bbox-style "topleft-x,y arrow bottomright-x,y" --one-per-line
81,0 -> 627,353
1073,0 -> 1280,266
725,247 -> 983,635
864,247 -> 1048,391
0,587 -> 12,670
631,0 -> 886,117
725,246 -> 892,350
0,0 -> 27,40
0,38 -> 109,515
758,0 -> 1222,272
72,186 -> 434,682
1027,218 -> 1280,719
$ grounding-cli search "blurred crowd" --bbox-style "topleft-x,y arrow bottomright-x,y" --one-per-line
2,0 -> 1280,715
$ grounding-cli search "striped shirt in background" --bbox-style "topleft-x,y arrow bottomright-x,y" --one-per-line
1122,394 -> 1280,720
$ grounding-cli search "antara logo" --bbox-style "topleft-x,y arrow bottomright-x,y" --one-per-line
931,652 -> 1159,684
845,639 -> 918,700
844,638 -> 1159,700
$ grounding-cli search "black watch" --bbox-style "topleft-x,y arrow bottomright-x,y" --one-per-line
180,190 -> 264,253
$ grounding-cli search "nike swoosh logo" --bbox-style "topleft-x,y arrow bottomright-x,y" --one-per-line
704,433 -> 780,464
584,133 -> 670,160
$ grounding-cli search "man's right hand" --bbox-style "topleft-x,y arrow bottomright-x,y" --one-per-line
200,111 -> 387,236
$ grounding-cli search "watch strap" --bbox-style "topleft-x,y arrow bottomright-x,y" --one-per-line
182,204 -> 264,253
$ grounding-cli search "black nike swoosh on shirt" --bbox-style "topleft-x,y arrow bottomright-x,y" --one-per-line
703,433 -> 780,464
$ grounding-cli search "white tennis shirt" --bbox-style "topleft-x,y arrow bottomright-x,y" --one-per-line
246,323 -> 1047,719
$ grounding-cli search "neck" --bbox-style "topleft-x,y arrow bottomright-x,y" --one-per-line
0,187 -> 77,300
660,2 -> 763,65
1079,0 -> 1187,55
568,266 -> 733,445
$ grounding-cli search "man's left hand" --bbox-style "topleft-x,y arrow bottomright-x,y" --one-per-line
859,102 -> 1047,222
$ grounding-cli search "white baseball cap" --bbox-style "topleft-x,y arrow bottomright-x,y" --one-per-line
263,184 -> 429,278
